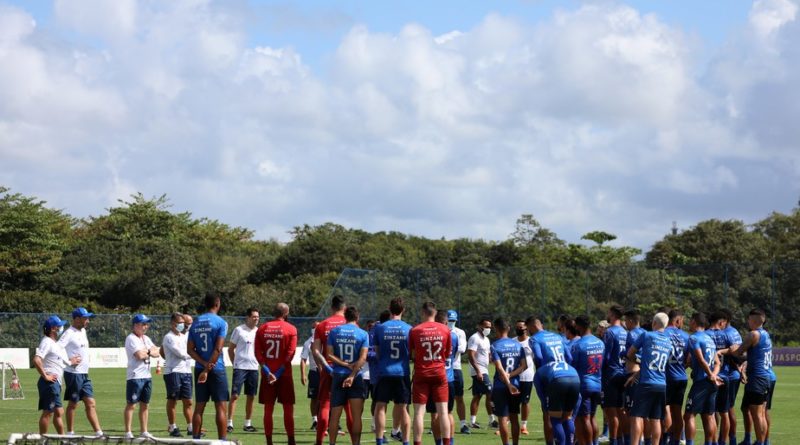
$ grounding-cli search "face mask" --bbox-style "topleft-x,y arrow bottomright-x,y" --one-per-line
447,321 -> 456,330
515,328 -> 525,337
482,328 -> 492,337
57,326 -> 64,335
176,323 -> 185,332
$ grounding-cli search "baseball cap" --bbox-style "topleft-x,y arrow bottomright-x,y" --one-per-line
132,314 -> 153,324
447,310 -> 458,321
72,307 -> 95,319
44,315 -> 68,329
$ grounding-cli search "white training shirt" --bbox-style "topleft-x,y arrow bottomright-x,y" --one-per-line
517,337 -> 535,382
301,335 -> 318,372
35,336 -> 71,383
125,333 -> 155,380
230,324 -> 259,371
58,326 -> 90,374
467,332 -> 491,377
451,326 -> 468,370
162,331 -> 192,374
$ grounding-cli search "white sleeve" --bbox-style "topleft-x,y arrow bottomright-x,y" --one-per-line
457,330 -> 467,353
145,335 -> 155,349
56,329 -> 71,348
35,338 -> 51,359
164,334 -> 191,360
467,334 -> 478,352
230,327 -> 240,345
301,343 -> 309,361
125,335 -> 141,355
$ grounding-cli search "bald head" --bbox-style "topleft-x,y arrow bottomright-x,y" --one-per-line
273,302 -> 290,319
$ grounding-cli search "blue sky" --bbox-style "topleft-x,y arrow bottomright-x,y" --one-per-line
1,0 -> 799,251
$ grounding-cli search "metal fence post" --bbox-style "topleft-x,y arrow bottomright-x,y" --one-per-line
584,266 -> 590,316
456,269 -> 461,317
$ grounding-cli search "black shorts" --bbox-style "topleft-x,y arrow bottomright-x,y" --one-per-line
602,374 -> 627,409
331,374 -> 368,407
232,369 -> 259,397
727,377 -> 741,410
714,377 -> 732,412
624,377 -> 637,412
546,377 -> 580,413
307,369 -> 320,399
767,380 -> 776,410
471,374 -> 491,396
742,376 -> 770,407
665,379 -> 688,406
686,379 -> 717,415
518,381 -> 533,404
630,384 -> 665,420
63,373 -> 95,402
164,372 -> 193,400
453,370 -> 464,397
374,375 -> 412,404
576,390 -> 601,417
426,382 -> 455,413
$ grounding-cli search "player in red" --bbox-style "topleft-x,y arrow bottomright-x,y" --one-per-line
255,303 -> 298,445
409,301 -> 452,445
312,295 -> 354,445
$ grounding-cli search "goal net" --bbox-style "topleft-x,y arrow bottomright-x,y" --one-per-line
1,362 -> 24,400
6,434 -> 240,445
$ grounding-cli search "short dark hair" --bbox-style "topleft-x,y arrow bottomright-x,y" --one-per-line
566,319 -> 581,337
435,310 -> 447,324
558,314 -> 570,324
379,310 -> 391,324
608,304 -> 624,319
344,305 -> 359,322
478,317 -> 491,326
692,312 -> 708,328
389,297 -> 404,316
204,293 -> 220,310
246,307 -> 259,317
331,295 -> 346,311
749,308 -> 766,322
668,309 -> 682,322
575,315 -> 591,332
422,301 -> 437,317
708,311 -> 723,325
719,309 -> 732,322
623,309 -> 640,324
494,318 -> 509,332
524,315 -> 539,325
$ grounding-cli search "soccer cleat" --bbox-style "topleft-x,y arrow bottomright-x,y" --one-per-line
520,426 -> 529,435
460,425 -> 471,434
243,425 -> 257,432
470,422 -> 481,429
227,425 -> 234,433
169,428 -> 183,437
124,432 -> 134,439
598,434 -> 609,443
391,431 -> 403,441
310,420 -> 317,430
489,419 -> 499,428
139,432 -> 155,440
338,427 -> 346,436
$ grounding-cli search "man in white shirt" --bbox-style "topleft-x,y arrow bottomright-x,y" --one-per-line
58,307 -> 103,436
161,312 -> 193,437
124,314 -> 161,439
446,310 -> 470,434
467,318 -> 495,430
514,320 -> 535,435
34,315 -> 81,434
301,321 -> 321,429
227,307 -> 260,433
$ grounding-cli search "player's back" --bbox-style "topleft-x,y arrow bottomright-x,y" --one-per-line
623,326 -> 645,367
709,328 -> 733,378
688,331 -> 715,381
328,323 -> 369,375
530,329 -> 571,366
410,321 -> 451,378
573,334 -> 604,392
746,327 -> 772,380
189,312 -> 228,370
315,314 -> 346,364
491,337 -> 524,388
636,330 -> 671,386
603,324 -> 627,378
664,326 -> 689,381
537,361 -> 579,386
376,319 -> 412,377
256,319 -> 298,370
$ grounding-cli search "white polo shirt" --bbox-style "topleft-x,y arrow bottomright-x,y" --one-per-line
452,326 -> 467,371
125,333 -> 155,380
162,331 -> 192,374
35,336 -> 70,384
58,326 -> 90,374
230,324 -> 259,371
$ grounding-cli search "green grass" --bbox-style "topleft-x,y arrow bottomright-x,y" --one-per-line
2,367 -> 798,444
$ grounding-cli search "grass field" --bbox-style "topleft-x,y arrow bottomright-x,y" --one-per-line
2,367 -> 797,444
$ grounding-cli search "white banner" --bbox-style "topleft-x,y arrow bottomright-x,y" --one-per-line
0,348 -> 30,369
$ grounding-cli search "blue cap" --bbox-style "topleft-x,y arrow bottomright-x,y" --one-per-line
44,315 -> 68,329
447,310 -> 458,321
131,314 -> 152,324
72,307 -> 95,319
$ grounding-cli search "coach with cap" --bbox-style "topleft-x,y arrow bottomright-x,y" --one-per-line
34,315 -> 81,434
58,307 -> 103,437
123,313 -> 161,439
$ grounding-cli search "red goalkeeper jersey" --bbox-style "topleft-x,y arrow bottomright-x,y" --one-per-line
255,319 -> 298,372
314,314 -> 346,365
409,321 -> 452,378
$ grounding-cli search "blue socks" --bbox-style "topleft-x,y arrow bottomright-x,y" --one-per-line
550,417 -> 566,445
562,418 -> 575,445
685,440 -> 693,445
623,434 -> 631,445
645,439 -> 652,445
435,440 -> 443,445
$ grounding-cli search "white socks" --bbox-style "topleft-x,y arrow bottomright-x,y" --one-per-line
461,420 -> 467,427
245,419 -> 252,427
470,416 -> 477,424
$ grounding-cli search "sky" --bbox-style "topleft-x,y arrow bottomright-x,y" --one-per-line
1,0 -> 799,252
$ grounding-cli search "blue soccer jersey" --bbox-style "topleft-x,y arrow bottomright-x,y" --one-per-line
633,330 -> 672,386
491,337 -> 525,389
688,331 -> 716,381
572,334 -> 604,392
709,328 -> 732,380
327,323 -> 369,375
375,319 -> 412,377
530,330 -> 572,368
367,324 -> 379,381
603,325 -> 628,379
537,361 -> 579,386
664,326 -> 690,381
623,326 -> 645,363
724,326 -> 743,380
445,331 -> 458,382
746,328 -> 772,380
189,312 -> 228,371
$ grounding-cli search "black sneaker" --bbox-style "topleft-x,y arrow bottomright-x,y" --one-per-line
460,425 -> 471,434
489,420 -> 499,429
243,426 -> 257,433
188,428 -> 206,438
311,420 -> 317,430
169,429 -> 182,438
470,422 -> 481,429
390,431 -> 403,441
227,425 -> 234,433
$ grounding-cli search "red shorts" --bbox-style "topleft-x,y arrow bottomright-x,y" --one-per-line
412,373 -> 448,404
317,369 -> 332,402
259,371 -> 295,405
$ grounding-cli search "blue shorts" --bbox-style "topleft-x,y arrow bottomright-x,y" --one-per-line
630,384 -> 665,420
727,377 -> 741,410
126,378 -> 152,405
767,379 -> 776,410
519,381 -> 533,404
715,377 -> 732,412
307,369 -> 320,399
546,377 -> 580,413
571,391 -> 583,418
164,372 -> 193,400
576,390 -> 601,417
491,385 -> 522,417
472,374 -> 491,396
195,368 -> 229,403
624,377 -> 637,411
665,379 -> 688,406
602,374 -> 626,408
331,373 -> 368,407
534,373 -> 547,410
232,369 -> 259,397
453,370 -> 464,397
374,375 -> 411,404
38,377 -> 63,412
63,372 -> 94,403
742,375 -> 770,406
686,379 -> 717,415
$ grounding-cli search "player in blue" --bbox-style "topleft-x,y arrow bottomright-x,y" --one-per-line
621,309 -> 644,445
732,309 -> 772,445
663,309 -> 690,445
537,360 -> 581,445
683,312 -> 721,445
716,309 -> 743,445
571,315 -> 604,445
374,298 -> 413,445
429,309 -> 460,445
625,313 -> 672,445
187,294 -> 229,440
708,311 -> 736,445
602,305 -> 628,445
490,318 -> 527,445
526,316 -> 572,445
327,305 -> 370,445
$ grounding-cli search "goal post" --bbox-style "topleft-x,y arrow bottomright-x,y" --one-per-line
6,433 -> 241,445
1,362 -> 24,401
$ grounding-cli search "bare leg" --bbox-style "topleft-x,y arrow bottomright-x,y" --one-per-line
138,403 -> 149,433
39,411 -> 53,434
124,403 -> 135,433
53,408 -> 65,435
167,399 -> 177,426
215,401 -> 228,439
228,393 -> 239,427
349,398 -> 365,444
510,413 -> 520,445
245,394 -> 255,425
375,402 -> 388,441
329,406 -> 344,445
630,416 -> 643,445
182,399 -> 193,425
84,397 -> 102,433
66,401 -> 78,432
413,404 -> 426,443
192,402 -> 207,437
